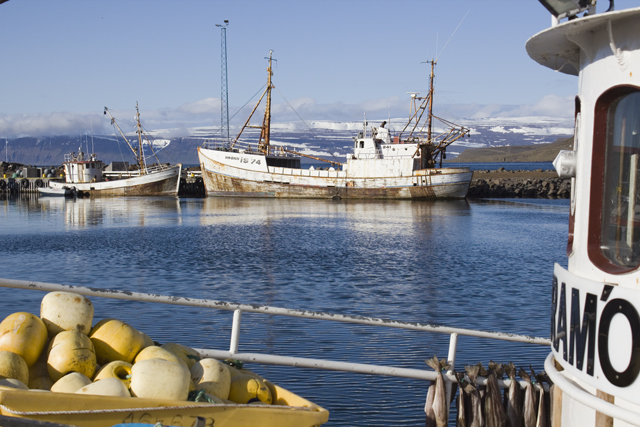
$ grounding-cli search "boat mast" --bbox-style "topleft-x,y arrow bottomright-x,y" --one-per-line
135,103 -> 147,174
104,106 -> 146,173
258,50 -> 274,155
427,59 -> 435,148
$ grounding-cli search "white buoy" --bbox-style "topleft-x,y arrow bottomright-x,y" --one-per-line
76,377 -> 131,397
40,292 -> 94,337
190,358 -> 231,400
130,359 -> 190,401
50,372 -> 92,393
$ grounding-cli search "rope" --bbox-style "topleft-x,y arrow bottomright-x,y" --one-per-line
188,390 -> 218,403
221,359 -> 243,369
229,85 -> 267,122
0,402 -> 315,416
273,86 -> 342,165
273,86 -> 317,139
112,126 -> 130,176
0,404 -> 223,416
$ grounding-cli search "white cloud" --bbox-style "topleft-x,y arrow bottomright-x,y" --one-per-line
0,113 -> 109,137
468,95 -> 573,120
0,94 -> 575,138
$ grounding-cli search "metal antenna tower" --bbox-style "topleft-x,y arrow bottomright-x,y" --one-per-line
216,20 -> 230,144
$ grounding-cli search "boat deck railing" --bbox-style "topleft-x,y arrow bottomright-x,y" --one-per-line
0,278 -> 550,402
102,164 -> 173,179
7,278 -> 636,425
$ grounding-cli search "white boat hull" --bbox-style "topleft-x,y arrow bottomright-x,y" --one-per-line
198,147 -> 471,199
49,165 -> 182,197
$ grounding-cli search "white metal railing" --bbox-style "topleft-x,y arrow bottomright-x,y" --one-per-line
103,171 -> 137,178
544,353 -> 640,426
0,278 -> 550,402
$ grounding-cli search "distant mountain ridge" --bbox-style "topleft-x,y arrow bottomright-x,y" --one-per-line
1,117 -> 573,166
450,136 -> 573,163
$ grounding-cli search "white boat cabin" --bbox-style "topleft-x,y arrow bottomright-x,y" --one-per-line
351,122 -> 420,162
63,149 -> 104,184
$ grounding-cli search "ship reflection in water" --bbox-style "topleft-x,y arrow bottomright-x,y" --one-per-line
0,194 -> 568,426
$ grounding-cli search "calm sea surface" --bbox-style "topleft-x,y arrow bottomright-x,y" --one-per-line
0,194 -> 569,426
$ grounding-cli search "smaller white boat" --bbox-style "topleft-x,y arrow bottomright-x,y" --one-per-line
49,104 -> 182,197
37,186 -> 74,197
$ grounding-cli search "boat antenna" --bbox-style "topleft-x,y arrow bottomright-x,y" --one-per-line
216,20 -> 230,146
90,119 -> 94,155
436,10 -> 469,61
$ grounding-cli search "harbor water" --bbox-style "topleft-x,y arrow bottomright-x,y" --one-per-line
0,194 -> 568,426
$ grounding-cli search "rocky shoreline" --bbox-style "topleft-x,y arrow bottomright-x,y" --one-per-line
467,168 -> 570,199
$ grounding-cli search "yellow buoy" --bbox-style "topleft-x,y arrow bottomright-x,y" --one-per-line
93,360 -> 132,388
28,375 -> 53,390
129,359 -> 190,401
0,312 -> 48,367
28,348 -> 52,390
190,358 -> 231,400
228,374 -> 272,405
89,319 -> 145,365
40,292 -> 94,337
227,364 -> 242,379
161,343 -> 201,369
141,333 -> 154,349
134,346 -> 186,367
50,372 -> 92,393
76,377 -> 131,397
47,330 -> 97,382
0,351 -> 29,385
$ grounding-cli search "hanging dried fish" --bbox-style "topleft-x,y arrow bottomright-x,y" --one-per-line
504,362 -> 522,427
535,372 -> 550,427
425,356 -> 451,427
455,371 -> 468,427
519,367 -> 537,427
465,364 -> 485,427
484,361 -> 507,427
425,377 -> 436,427
478,363 -> 488,401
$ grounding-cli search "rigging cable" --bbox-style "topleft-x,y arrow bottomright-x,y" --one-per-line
435,9 -> 470,62
274,86 -> 342,165
204,84 -> 267,146
112,125 -> 130,176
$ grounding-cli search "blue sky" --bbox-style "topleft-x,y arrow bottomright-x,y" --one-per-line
0,0 -> 633,137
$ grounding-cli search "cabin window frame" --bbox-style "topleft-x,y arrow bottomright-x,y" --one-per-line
588,85 -> 640,274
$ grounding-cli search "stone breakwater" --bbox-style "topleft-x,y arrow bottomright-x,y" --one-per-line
467,168 -> 571,199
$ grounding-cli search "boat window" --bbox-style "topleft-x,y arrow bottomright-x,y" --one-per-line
589,87 -> 640,273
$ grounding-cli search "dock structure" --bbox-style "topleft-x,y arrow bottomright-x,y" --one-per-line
0,177 -> 60,194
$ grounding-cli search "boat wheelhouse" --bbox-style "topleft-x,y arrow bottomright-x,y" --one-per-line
528,1 -> 640,424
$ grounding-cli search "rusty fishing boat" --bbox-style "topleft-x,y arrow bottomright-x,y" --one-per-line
197,51 -> 472,199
